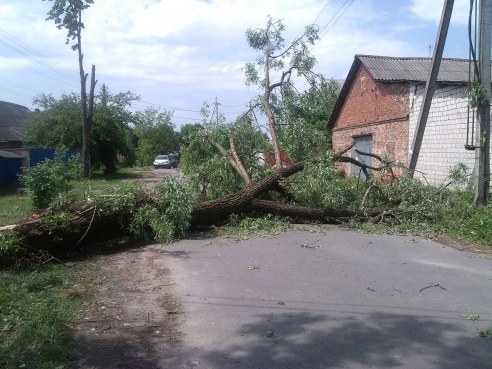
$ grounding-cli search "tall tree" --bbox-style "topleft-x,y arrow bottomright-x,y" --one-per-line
179,123 -> 204,147
133,107 -> 179,166
26,93 -> 82,148
27,87 -> 139,171
244,16 -> 319,168
44,0 -> 97,178
92,85 -> 139,171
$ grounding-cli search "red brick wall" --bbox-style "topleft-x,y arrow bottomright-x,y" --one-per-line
332,65 -> 410,176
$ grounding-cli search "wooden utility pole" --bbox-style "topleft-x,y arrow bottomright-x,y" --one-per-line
474,0 -> 491,205
408,0 -> 454,174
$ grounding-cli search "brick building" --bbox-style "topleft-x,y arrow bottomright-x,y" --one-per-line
328,55 -> 480,185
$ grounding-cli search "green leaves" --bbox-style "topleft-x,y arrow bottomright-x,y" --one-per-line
477,329 -> 492,338
28,87 -> 140,171
462,314 -> 480,321
134,107 -> 178,166
246,265 -> 260,270
467,81 -> 488,109
179,120 -> 268,200
128,178 -> 194,243
44,0 -> 94,48
19,150 -> 82,209
244,16 -> 319,90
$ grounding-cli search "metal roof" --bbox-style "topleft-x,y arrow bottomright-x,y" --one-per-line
0,101 -> 31,128
357,55 -> 472,83
327,55 -> 479,130
0,126 -> 26,141
0,150 -> 23,159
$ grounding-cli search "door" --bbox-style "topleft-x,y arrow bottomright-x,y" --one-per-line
351,135 -> 372,178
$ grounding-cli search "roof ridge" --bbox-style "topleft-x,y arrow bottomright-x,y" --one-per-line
356,54 -> 470,62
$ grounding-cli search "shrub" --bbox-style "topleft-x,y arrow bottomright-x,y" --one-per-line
19,150 -> 82,209
128,178 -> 195,243
458,206 -> 492,244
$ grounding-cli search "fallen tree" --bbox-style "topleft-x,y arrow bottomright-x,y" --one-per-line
0,17 -> 452,267
0,147 -> 399,257
0,17 -> 400,264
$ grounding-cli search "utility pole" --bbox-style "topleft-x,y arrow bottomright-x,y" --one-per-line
474,0 -> 492,205
209,97 -> 221,126
408,0 -> 454,174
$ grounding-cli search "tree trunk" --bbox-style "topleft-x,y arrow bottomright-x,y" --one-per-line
191,162 -> 305,225
1,160 -> 398,261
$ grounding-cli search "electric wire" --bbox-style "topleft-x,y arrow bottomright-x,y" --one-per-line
0,28 -> 78,81
318,0 -> 356,42
312,0 -> 332,25
0,76 -> 42,95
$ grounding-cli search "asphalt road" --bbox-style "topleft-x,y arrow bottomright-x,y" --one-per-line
148,227 -> 492,369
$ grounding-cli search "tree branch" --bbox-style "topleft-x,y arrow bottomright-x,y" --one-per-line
229,135 -> 251,184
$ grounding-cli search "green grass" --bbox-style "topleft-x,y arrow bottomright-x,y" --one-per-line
0,261 -> 104,369
0,183 -> 31,226
211,213 -> 293,242
0,168 -> 144,368
0,168 -> 145,226
0,168 -> 138,368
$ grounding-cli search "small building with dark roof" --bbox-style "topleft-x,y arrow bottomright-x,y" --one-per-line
0,100 -> 31,150
328,54 -> 483,184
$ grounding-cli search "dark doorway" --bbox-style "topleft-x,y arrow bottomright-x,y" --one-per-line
352,135 -> 372,178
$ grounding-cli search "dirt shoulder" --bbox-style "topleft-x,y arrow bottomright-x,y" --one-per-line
71,245 -> 185,369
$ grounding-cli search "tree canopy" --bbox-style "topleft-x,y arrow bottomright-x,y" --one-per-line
133,107 -> 179,166
44,0 -> 97,177
27,86 -> 139,172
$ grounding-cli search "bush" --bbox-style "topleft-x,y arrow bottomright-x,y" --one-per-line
19,150 -> 82,209
458,206 -> 492,244
128,178 -> 195,243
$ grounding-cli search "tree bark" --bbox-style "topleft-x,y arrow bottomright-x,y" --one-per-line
1,154 -> 401,260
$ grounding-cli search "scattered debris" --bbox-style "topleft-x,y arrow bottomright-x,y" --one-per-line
245,265 -> 260,270
419,284 -> 446,292
462,314 -> 480,321
477,329 -> 492,338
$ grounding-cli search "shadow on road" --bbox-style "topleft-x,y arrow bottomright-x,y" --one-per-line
191,311 -> 490,368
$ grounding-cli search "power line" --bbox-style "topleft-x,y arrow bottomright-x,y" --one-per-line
0,28 -> 77,81
0,51 -> 79,88
0,76 -> 42,95
135,100 -> 203,113
0,86 -> 34,100
318,0 -> 356,42
312,0 -> 332,25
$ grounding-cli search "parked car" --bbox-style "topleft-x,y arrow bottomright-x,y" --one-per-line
153,155 -> 171,169
167,154 -> 178,168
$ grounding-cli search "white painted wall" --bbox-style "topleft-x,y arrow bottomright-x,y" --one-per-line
408,84 -> 478,186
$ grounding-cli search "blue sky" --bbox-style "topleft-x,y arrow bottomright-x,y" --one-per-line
0,0 -> 476,129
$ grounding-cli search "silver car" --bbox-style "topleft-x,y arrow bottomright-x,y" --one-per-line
153,155 -> 171,169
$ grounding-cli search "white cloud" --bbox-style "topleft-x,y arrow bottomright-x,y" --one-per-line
411,0 -> 470,26
0,0 -> 472,124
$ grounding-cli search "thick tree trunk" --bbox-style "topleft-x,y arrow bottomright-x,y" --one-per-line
1,161 -> 398,261
191,162 -> 305,225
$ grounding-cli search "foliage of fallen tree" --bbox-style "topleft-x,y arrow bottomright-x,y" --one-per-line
0,17 -> 484,269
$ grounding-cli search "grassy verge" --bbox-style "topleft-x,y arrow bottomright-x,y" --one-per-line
0,261 -> 105,369
0,168 -> 145,226
0,183 -> 31,226
0,167 -> 143,368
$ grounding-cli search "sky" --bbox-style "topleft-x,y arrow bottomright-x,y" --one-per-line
0,0 -> 476,130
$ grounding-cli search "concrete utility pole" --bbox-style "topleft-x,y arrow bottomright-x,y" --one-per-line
474,0 -> 491,205
408,0 -> 454,174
